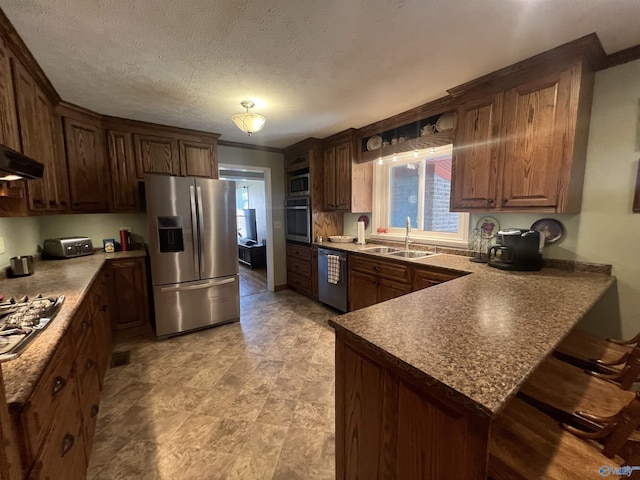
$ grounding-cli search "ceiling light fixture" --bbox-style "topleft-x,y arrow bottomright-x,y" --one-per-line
231,101 -> 266,136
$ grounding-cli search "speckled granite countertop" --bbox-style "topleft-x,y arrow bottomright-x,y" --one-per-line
0,250 -> 146,409
323,241 -> 615,418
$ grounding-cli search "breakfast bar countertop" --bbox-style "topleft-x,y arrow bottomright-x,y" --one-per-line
0,250 -> 146,409
326,243 -> 615,418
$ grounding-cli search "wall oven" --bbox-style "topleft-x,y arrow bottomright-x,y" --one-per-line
285,197 -> 311,244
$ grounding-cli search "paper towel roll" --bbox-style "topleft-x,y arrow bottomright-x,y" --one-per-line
357,221 -> 366,245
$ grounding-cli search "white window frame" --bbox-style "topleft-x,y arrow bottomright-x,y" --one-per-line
371,145 -> 470,247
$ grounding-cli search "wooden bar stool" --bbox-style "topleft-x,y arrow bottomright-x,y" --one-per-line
489,396 -> 623,479
556,327 -> 634,369
519,355 -> 635,422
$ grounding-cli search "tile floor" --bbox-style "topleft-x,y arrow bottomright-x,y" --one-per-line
88,290 -> 339,480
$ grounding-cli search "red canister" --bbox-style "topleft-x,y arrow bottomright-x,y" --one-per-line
119,229 -> 130,251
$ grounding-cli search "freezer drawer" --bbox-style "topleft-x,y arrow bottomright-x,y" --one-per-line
153,275 -> 240,338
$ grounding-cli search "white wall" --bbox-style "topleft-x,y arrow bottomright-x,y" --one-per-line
0,217 -> 40,263
218,145 -> 286,287
39,213 -> 148,249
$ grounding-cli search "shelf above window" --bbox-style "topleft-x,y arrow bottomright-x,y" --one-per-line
359,129 -> 453,163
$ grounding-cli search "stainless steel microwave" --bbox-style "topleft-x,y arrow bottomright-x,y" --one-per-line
288,172 -> 310,197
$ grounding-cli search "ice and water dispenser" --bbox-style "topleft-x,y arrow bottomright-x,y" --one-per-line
157,216 -> 184,252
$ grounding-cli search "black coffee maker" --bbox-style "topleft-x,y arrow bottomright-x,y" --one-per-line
488,229 -> 544,271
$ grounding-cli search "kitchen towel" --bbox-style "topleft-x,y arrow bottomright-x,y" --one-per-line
328,254 -> 341,284
357,221 -> 366,245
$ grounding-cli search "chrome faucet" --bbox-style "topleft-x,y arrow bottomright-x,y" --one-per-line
405,216 -> 411,250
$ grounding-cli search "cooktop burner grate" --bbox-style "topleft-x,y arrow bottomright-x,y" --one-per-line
0,294 -> 65,362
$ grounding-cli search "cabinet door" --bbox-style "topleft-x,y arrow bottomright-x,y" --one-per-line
107,130 -> 138,211
0,38 -> 20,151
323,146 -> 337,210
49,111 -> 70,210
377,278 -> 411,303
450,94 -> 503,210
334,142 -> 352,210
348,270 -> 378,311
12,59 -> 46,210
500,69 -> 573,209
179,140 -> 217,178
107,258 -> 151,335
134,134 -> 179,178
63,117 -> 109,211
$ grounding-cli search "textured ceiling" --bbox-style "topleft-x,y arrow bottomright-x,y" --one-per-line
1,0 -> 640,148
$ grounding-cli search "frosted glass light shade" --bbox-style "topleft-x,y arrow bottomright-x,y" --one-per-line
232,101 -> 266,136
231,112 -> 266,135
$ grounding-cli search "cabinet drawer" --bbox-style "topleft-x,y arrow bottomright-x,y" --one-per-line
287,243 -> 311,261
288,271 -> 312,294
351,255 -> 409,283
27,374 -> 85,480
68,299 -> 94,351
287,256 -> 311,277
75,334 -> 101,459
412,267 -> 466,291
21,333 -> 74,463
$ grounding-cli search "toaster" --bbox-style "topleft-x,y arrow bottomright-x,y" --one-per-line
43,237 -> 94,259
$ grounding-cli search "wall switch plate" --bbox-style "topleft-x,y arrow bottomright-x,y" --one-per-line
273,221 -> 282,229
0,237 -> 5,255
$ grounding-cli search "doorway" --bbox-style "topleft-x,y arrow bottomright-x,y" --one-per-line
219,164 -> 274,297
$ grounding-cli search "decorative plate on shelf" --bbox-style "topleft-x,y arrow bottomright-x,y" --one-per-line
435,112 -> 454,132
531,218 -> 565,245
366,135 -> 382,151
328,236 -> 356,243
475,216 -> 500,238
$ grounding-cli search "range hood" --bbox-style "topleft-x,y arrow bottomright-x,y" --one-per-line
0,144 -> 44,181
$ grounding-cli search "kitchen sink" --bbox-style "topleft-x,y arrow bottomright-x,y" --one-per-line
387,250 -> 432,259
360,246 -> 401,253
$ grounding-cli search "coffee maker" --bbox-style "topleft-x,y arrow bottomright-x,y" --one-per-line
488,229 -> 544,271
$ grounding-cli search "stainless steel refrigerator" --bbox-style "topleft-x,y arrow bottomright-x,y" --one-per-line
145,175 -> 240,338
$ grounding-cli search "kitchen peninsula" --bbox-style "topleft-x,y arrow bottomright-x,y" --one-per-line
323,247 -> 614,479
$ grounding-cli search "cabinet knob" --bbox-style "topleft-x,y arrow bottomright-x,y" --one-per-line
52,376 -> 66,395
502,198 -> 508,205
100,305 -> 108,312
91,404 -> 100,418
86,359 -> 96,370
61,434 -> 75,456
82,320 -> 91,329
373,266 -> 381,272
487,198 -> 494,205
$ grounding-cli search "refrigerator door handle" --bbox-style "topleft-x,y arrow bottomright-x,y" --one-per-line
189,185 -> 199,273
160,277 -> 236,292
196,185 -> 205,275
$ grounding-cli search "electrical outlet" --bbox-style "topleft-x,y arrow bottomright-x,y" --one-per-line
0,237 -> 5,255
119,226 -> 132,232
273,221 -> 282,229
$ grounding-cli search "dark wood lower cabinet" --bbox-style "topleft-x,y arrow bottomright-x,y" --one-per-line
105,257 -> 152,339
335,333 -> 490,479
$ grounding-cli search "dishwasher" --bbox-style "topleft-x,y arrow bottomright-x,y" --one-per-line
318,248 -> 348,312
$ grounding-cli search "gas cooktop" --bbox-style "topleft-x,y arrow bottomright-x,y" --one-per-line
0,294 -> 65,362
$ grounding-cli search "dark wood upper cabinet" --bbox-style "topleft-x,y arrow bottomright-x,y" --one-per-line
133,133 -> 179,178
63,116 -> 109,212
322,130 -> 372,213
450,94 -> 503,210
451,62 -> 595,213
179,139 -> 218,178
0,37 -> 19,151
12,58 -> 68,212
106,130 -> 138,211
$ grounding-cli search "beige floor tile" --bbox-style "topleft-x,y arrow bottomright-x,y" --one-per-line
180,449 -> 237,480
206,418 -> 253,454
227,454 -> 279,480
256,395 -> 298,427
299,379 -> 334,404
291,401 -> 332,432
239,422 -> 289,458
165,413 -> 221,449
278,427 -> 330,468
